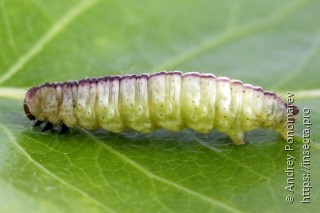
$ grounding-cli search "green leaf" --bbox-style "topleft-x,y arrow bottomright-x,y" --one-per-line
0,0 -> 319,212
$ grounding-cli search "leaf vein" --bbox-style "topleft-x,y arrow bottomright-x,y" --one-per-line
0,123 -> 116,213
81,129 -> 245,213
272,28 -> 320,90
153,0 -> 311,71
0,0 -> 100,85
191,134 -> 275,181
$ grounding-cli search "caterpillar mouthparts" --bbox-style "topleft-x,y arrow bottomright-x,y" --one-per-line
24,71 -> 299,145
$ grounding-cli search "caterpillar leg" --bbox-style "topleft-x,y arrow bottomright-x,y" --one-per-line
41,122 -> 53,131
59,124 -> 69,134
226,131 -> 245,145
33,120 -> 43,127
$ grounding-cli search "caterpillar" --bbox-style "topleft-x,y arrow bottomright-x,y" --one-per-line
23,71 -> 299,145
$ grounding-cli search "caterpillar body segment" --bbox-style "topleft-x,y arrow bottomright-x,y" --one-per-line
23,71 -> 299,145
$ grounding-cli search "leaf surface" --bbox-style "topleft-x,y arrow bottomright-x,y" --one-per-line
0,0 -> 319,212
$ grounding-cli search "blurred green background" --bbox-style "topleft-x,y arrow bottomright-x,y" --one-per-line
0,0 -> 319,212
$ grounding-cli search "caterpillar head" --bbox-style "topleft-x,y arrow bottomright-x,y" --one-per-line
23,87 -> 41,121
24,99 -> 35,120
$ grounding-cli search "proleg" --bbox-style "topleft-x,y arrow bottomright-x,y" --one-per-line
23,71 -> 299,145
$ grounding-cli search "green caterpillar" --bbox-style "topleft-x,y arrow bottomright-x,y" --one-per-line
23,71 -> 299,145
